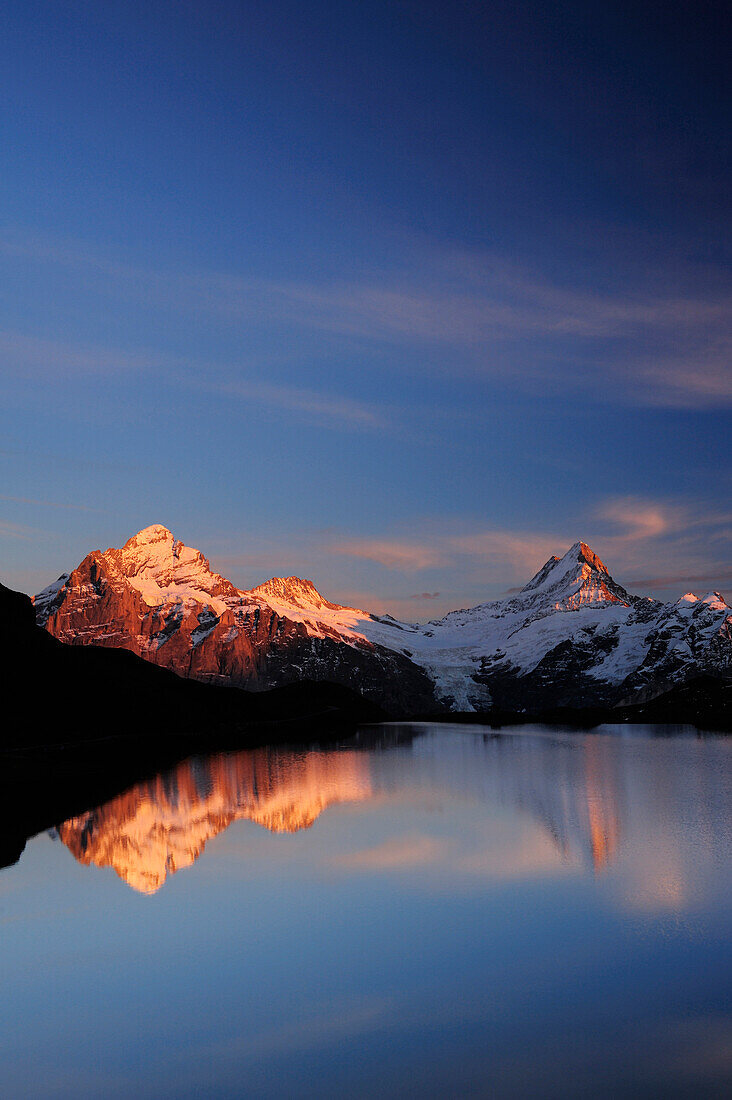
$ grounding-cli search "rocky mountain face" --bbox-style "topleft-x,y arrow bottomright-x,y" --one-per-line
34,525 -> 437,715
34,526 -> 732,716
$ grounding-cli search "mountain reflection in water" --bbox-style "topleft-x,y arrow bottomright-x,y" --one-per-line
55,725 -> 728,902
3,723 -> 730,1100
58,748 -> 374,893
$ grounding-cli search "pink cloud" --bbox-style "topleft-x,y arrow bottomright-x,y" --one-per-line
448,531 -> 569,571
329,539 -> 447,571
595,497 -> 679,541
626,570 -> 732,590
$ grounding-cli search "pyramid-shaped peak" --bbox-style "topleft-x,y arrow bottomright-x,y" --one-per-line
566,541 -> 611,574
520,540 -> 628,608
524,541 -> 609,589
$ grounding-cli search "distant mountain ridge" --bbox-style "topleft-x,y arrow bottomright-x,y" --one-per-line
34,525 -> 732,715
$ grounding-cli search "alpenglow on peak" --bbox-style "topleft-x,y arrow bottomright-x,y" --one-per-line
123,524 -> 175,546
518,540 -> 629,609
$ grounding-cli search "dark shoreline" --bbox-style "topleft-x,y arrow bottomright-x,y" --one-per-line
412,675 -> 731,734
1,684 -> 728,879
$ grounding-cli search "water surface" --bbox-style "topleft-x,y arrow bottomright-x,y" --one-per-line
1,724 -> 730,1098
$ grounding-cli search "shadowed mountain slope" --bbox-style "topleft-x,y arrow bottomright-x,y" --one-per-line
1,581 -> 381,755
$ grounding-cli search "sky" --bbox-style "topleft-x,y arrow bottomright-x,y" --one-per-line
1,0 -> 730,617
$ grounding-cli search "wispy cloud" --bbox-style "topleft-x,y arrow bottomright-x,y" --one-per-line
448,531 -> 568,571
3,230 -> 730,409
0,330 -> 162,378
595,496 -> 732,556
205,378 -> 388,431
0,494 -> 101,513
625,570 -> 732,591
627,346 -> 732,408
0,520 -> 40,541
326,494 -> 732,605
594,497 -> 679,541
331,530 -> 569,575
329,539 -> 447,570
0,327 -> 388,433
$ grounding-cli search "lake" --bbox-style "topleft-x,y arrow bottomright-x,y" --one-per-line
1,723 -> 730,1098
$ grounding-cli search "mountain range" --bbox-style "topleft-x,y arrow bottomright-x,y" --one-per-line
34,524 -> 732,717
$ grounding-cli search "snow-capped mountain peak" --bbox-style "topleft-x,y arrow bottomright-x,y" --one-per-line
33,573 -> 71,620
249,575 -> 341,612
122,523 -> 175,547
518,540 -> 630,611
701,591 -> 729,610
112,526 -> 235,610
243,575 -> 374,641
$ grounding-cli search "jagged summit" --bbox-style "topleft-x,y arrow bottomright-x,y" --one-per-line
675,591 -> 729,613
123,524 -> 174,547
249,575 -> 343,612
701,591 -> 728,609
523,541 -> 607,589
108,525 -> 236,608
519,540 -> 628,610
574,541 -> 611,574
34,525 -> 238,626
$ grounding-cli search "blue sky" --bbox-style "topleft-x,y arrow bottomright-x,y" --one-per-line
1,0 -> 730,615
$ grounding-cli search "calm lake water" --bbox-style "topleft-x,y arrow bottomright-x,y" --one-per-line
1,723 -> 730,1099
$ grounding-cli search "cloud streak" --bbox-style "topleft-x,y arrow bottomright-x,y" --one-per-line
0,520 -> 40,541
625,570 -> 732,591
3,231 -> 730,410
207,378 -> 388,431
329,539 -> 447,570
0,328 -> 387,433
0,494 -> 102,513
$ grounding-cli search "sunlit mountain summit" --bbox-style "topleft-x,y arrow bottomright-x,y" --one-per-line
35,526 -> 732,715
